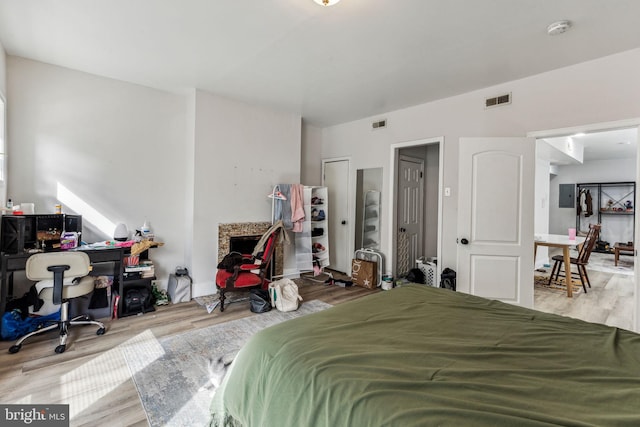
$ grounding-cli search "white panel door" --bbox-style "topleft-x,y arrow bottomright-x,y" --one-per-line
458,137 -> 535,307
324,160 -> 350,273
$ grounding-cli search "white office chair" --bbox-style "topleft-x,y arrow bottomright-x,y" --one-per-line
8,251 -> 106,354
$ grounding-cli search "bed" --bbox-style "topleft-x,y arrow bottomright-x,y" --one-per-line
209,285 -> 640,426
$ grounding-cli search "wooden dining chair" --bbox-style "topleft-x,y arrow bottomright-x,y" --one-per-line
548,224 -> 601,293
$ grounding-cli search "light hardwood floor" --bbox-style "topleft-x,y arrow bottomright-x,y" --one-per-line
0,264 -> 633,426
534,249 -> 634,331
0,278 -> 376,427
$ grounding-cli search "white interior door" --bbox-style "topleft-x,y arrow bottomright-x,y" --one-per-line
323,159 -> 350,273
458,137 -> 535,307
397,155 -> 424,276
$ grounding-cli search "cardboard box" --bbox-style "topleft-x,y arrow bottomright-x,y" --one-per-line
351,259 -> 377,289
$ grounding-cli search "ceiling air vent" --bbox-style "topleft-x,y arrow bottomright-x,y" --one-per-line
372,119 -> 387,130
485,93 -> 512,109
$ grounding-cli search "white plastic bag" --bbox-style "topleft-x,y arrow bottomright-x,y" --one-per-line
268,278 -> 303,312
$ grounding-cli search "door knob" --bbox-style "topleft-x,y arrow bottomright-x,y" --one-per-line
459,238 -> 469,245
400,228 -> 406,233
341,220 -> 347,225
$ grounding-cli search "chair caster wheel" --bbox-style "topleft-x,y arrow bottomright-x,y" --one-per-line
8,345 -> 21,354
96,327 -> 106,335
55,345 -> 66,354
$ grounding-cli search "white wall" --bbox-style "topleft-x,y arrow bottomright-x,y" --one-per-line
312,48 -> 640,273
6,59 -> 302,298
301,122 -> 322,185
183,89 -> 197,288
545,137 -> 584,163
0,41 -> 7,207
7,57 -> 187,284
0,41 -> 5,96
190,90 -> 301,296
534,156 -> 551,268
549,158 -> 637,244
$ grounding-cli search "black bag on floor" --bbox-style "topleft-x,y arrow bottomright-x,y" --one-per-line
406,268 -> 425,284
89,287 -> 109,309
250,289 -> 272,313
124,287 -> 153,313
596,240 -> 610,252
440,268 -> 456,291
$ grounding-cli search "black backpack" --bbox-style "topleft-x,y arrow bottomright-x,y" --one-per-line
125,287 -> 152,313
440,268 -> 457,291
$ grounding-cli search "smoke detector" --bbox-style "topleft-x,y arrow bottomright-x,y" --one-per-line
547,20 -> 572,35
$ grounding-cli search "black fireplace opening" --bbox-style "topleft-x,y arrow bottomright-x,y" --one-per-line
229,234 -> 260,255
229,234 -> 274,279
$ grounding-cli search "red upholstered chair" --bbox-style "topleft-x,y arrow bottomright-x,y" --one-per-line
215,228 -> 279,312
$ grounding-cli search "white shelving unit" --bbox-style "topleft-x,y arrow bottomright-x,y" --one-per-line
310,186 -> 330,270
294,187 -> 314,273
362,190 -> 380,250
271,185 -> 330,277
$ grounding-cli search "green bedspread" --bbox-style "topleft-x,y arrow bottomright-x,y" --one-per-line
210,285 -> 640,426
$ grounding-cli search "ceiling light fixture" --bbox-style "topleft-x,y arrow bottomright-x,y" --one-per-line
547,20 -> 572,35
314,0 -> 341,6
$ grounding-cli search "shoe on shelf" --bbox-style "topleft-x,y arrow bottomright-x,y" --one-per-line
312,209 -> 326,221
312,242 -> 326,253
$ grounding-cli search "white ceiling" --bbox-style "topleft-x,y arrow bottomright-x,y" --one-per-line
540,128 -> 638,166
1,0 -> 640,127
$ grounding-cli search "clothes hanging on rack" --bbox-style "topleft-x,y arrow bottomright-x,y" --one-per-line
585,189 -> 593,217
577,188 -> 593,217
273,184 -> 293,229
252,220 -> 289,257
291,184 -> 305,232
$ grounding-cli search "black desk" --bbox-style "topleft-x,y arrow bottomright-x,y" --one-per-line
1,247 -> 124,337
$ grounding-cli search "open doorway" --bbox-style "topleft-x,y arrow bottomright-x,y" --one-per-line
534,125 -> 638,330
389,137 -> 443,281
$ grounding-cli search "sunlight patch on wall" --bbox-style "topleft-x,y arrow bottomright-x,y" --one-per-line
56,182 -> 116,237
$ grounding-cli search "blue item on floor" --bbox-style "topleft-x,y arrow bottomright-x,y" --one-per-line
1,309 -> 61,341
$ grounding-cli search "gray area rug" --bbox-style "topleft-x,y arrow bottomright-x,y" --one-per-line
120,299 -> 332,427
194,292 -> 250,313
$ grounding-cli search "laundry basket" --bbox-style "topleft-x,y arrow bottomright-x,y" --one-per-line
416,257 -> 437,287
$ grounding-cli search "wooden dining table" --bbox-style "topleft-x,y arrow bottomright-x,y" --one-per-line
534,234 -> 586,297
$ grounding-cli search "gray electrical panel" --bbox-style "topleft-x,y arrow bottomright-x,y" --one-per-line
559,184 -> 575,208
